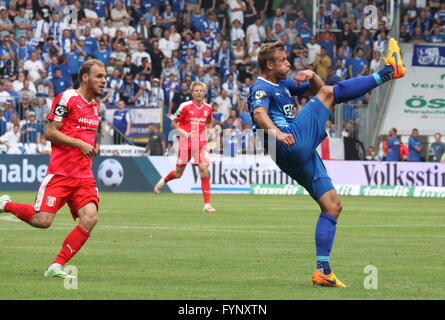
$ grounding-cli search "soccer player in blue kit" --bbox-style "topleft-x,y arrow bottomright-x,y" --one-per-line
248,39 -> 405,287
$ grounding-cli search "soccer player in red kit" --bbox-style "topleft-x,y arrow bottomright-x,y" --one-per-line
154,81 -> 217,212
0,59 -> 107,278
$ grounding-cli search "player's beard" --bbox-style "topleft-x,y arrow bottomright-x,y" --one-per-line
90,79 -> 104,97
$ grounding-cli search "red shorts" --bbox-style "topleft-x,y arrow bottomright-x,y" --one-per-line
33,174 -> 99,220
176,144 -> 210,167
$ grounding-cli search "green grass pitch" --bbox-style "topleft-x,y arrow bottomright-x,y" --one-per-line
0,192 -> 444,300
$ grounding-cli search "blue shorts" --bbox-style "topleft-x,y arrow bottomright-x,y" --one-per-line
274,97 -> 334,200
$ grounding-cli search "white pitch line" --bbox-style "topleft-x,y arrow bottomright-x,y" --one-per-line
1,215 -> 444,236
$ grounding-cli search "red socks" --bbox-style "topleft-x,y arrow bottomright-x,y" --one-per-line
53,225 -> 90,266
164,170 -> 177,183
164,170 -> 211,204
201,176 -> 210,204
4,202 -> 35,223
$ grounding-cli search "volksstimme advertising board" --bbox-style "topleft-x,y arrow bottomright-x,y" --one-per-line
1,155 -> 445,197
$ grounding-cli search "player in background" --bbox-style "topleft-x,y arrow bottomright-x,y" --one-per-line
153,81 -> 217,213
248,39 -> 405,287
0,59 -> 107,279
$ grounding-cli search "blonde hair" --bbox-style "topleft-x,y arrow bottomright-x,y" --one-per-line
258,41 -> 286,71
78,59 -> 105,83
190,80 -> 207,92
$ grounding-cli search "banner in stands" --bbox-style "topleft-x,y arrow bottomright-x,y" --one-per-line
381,47 -> 445,136
2,156 -> 445,196
104,105 -> 161,138
412,44 -> 445,68
99,145 -> 145,157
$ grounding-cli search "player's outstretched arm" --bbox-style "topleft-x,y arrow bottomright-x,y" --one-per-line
45,120 -> 96,158
253,107 -> 295,147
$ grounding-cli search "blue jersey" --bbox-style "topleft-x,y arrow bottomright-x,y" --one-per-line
408,136 -> 422,162
113,109 -> 131,133
248,77 -> 309,130
247,76 -> 334,201
386,136 -> 400,161
21,123 -> 43,144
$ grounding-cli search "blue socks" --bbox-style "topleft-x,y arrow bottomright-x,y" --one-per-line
315,213 -> 337,275
333,64 -> 395,104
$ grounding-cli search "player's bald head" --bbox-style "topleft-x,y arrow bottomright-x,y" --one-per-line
258,41 -> 286,71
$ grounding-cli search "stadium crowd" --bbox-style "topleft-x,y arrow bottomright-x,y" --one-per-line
0,0 -> 444,160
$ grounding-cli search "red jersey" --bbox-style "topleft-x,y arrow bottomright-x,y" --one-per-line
173,100 -> 212,147
47,89 -> 100,178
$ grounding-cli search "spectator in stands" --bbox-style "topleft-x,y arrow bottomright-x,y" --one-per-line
337,22 -> 356,49
24,51 -> 44,81
52,67 -> 72,96
34,69 -> 52,99
373,31 -> 388,56
355,34 -> 372,60
399,24 -> 411,43
4,81 -> 19,107
349,48 -> 368,78
366,145 -> 378,161
21,110 -> 42,154
142,123 -> 166,156
385,128 -> 400,161
0,107 -> 6,136
0,7 -> 14,38
427,25 -> 444,43
14,7 -> 32,41
403,0 -> 419,21
113,99 -> 131,144
222,73 -> 238,109
37,135 -> 51,155
299,20 -> 312,45
122,54 -> 138,79
121,72 -> 142,105
341,121 -> 354,138
246,17 -> 266,49
314,47 -> 331,81
409,26 -> 427,43
94,39 -> 111,65
228,0 -> 246,27
0,80 -> 10,105
414,9 -> 434,36
332,59 -> 348,83
148,40 -> 165,79
103,68 -> 123,104
306,36 -> 321,65
168,81 -> 192,117
293,47 -> 310,72
320,32 -> 336,61
134,72 -> 151,107
0,34 -> 16,68
0,121 -> 21,154
407,128 -> 423,162
159,29 -> 177,60
149,77 -> 164,109
111,0 -> 130,29
230,19 -> 245,47
369,50 -> 384,74
109,41 -> 127,67
429,133 -> 445,162
214,89 -> 232,123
